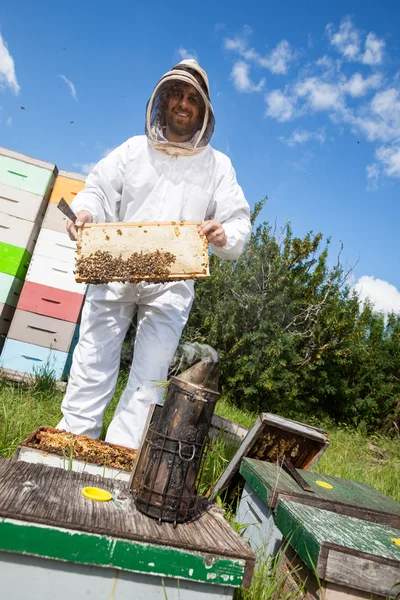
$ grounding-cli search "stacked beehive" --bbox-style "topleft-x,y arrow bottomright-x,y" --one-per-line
0,148 -> 57,354
1,170 -> 87,380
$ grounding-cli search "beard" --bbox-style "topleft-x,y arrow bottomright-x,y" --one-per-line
165,113 -> 200,139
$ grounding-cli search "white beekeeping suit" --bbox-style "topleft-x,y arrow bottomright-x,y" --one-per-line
58,59 -> 251,449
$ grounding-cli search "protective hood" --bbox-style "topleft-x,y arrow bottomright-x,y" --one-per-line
145,59 -> 215,157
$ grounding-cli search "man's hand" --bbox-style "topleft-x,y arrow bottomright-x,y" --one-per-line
67,210 -> 92,241
199,220 -> 227,247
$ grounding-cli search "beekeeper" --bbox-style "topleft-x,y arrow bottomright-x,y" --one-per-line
58,59 -> 251,449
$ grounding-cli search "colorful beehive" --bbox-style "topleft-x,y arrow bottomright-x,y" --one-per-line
0,148 -> 57,352
0,459 -> 255,600
237,458 -> 400,599
0,169 -> 86,380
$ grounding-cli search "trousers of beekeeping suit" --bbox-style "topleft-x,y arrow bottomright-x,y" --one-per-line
58,59 -> 251,449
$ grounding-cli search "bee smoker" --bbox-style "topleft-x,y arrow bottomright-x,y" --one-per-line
130,354 -> 219,524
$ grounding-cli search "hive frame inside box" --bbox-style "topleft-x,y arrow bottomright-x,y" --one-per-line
208,413 -> 329,501
15,427 -> 136,482
76,221 -> 210,282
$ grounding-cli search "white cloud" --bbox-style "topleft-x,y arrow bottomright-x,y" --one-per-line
344,73 -> 382,97
371,88 -> 400,127
177,47 -> 198,61
257,40 -> 294,75
224,29 -> 294,75
279,127 -> 326,147
6,116 -> 11,126
366,163 -> 380,191
354,276 -> 400,315
327,16 -> 361,61
327,16 -> 385,65
375,146 -> 400,178
76,147 -> 114,176
363,32 -> 385,65
80,162 -> 96,175
296,77 -> 343,111
59,75 -> 77,101
265,89 -> 295,122
316,55 -> 333,68
0,33 -> 20,94
231,61 -> 265,93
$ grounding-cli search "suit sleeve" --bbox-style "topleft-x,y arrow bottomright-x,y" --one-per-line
208,156 -> 251,260
71,141 -> 129,222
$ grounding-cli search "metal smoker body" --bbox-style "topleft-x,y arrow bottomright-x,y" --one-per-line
130,356 -> 219,524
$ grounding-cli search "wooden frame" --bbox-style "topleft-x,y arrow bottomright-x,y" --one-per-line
75,221 -> 209,283
208,413 -> 329,501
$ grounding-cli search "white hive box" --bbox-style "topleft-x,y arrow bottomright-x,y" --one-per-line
26,254 -> 86,295
0,184 -> 48,222
75,221 -> 209,283
0,212 -> 42,254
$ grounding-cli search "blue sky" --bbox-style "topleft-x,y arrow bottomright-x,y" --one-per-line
1,1 -> 400,313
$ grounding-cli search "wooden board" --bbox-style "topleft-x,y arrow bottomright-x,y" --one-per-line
0,273 -> 23,307
240,458 -> 400,528
33,228 -> 77,264
0,366 -> 67,389
49,172 -> 86,205
17,281 -> 84,323
0,302 -> 15,336
75,221 -> 209,283
275,498 -> 400,597
0,339 -> 69,379
42,201 -> 69,233
208,413 -> 329,501
0,242 -> 31,281
0,151 -> 56,198
26,254 -> 86,295
8,309 -> 76,352
0,183 -> 48,223
0,212 -> 41,254
0,459 -> 255,588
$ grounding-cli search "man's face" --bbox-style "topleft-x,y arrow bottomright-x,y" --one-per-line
165,83 -> 203,142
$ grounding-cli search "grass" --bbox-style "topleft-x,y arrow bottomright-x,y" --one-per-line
1,370 -> 400,501
1,370 -> 400,598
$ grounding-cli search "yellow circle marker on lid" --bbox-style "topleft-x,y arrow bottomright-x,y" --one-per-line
391,538 -> 400,547
82,487 -> 112,502
315,480 -> 333,489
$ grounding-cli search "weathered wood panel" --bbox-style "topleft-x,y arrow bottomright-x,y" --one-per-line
239,458 -> 400,527
275,499 -> 400,597
324,545 -> 400,598
0,459 -> 255,588
76,222 -> 209,282
208,413 -> 329,501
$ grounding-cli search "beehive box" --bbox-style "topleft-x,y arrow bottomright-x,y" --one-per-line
208,413 -> 329,501
75,221 -> 209,283
16,426 -> 137,481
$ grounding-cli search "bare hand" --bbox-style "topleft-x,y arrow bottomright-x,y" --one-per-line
67,210 -> 92,241
199,220 -> 227,247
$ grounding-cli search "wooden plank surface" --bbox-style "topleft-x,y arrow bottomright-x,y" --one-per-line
240,458 -> 400,527
275,498 -> 400,595
324,545 -> 400,598
17,281 -> 84,322
8,309 -> 75,352
208,413 -> 329,501
76,221 -> 209,283
0,459 -> 254,569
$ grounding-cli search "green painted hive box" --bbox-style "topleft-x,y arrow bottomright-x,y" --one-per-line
0,242 -> 31,281
0,459 -> 255,600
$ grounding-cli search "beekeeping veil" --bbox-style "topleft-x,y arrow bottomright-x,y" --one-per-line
146,59 -> 215,156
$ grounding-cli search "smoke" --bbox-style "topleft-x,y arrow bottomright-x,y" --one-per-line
168,341 -> 219,377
